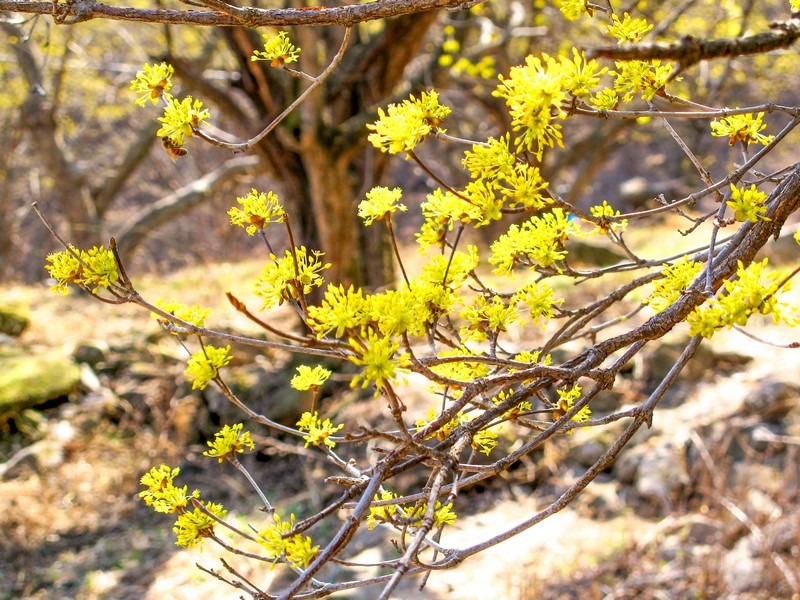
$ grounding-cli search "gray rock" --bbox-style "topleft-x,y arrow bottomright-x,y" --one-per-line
721,533 -> 764,594
0,352 -> 81,423
0,420 -> 76,480
742,377 -> 798,420
634,438 -> 689,511
73,340 -> 109,366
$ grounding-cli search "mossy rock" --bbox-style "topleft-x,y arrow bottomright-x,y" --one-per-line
0,305 -> 30,337
0,352 -> 81,422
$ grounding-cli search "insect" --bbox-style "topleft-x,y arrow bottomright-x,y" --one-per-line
161,136 -> 188,163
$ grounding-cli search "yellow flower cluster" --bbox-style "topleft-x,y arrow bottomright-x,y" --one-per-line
152,298 -> 210,328
296,411 -> 344,448
358,186 -> 407,226
644,256 -> 704,313
130,62 -> 173,106
727,183 -> 770,223
185,345 -> 233,390
254,247 -> 330,310
367,91 -> 451,155
688,259 -> 798,338
257,513 -> 319,569
290,365 -> 332,391
556,384 -> 591,427
173,502 -> 227,548
157,96 -> 211,147
130,62 -> 211,153
251,31 -> 301,67
203,423 -> 255,462
228,189 -> 286,235
45,244 -> 119,295
140,465 -> 199,514
366,490 -> 458,530
710,112 -> 774,147
489,208 -> 581,274
493,51 -> 605,160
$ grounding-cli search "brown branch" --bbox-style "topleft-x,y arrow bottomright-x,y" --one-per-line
93,122 -> 159,217
113,155 -> 258,255
0,0 -> 474,27
432,336 -> 703,570
586,18 -> 800,66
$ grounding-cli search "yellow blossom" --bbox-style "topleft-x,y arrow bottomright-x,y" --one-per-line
185,345 -> 233,390
358,186 -> 407,225
607,12 -> 653,45
710,112 -> 774,147
173,501 -> 227,548
290,365 -> 332,391
251,31 -> 301,66
45,244 -> 119,295
139,465 -> 200,514
727,183 -> 770,223
152,298 -> 210,328
203,423 -> 255,462
228,189 -> 286,235
367,91 -> 451,155
296,411 -> 343,448
157,96 -> 211,146
130,62 -> 173,106
257,513 -> 319,570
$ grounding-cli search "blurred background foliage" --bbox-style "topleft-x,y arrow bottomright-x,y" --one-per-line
0,0 -> 797,285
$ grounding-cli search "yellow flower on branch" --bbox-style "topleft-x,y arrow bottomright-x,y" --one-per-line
366,490 -> 400,530
297,411 -> 344,448
228,189 -> 286,235
587,200 -> 628,234
560,48 -> 606,98
152,298 -> 210,328
710,112 -> 774,147
556,384 -> 591,427
727,183 -> 770,223
559,0 -> 590,20
203,423 -> 255,462
688,259 -> 798,338
251,31 -> 301,67
307,284 -> 367,338
349,330 -> 410,390
290,365 -> 332,391
607,12 -> 653,45
257,513 -> 319,569
185,345 -> 233,390
45,244 -> 119,295
173,501 -> 227,548
367,91 -> 451,155
462,135 -> 516,180
358,186 -> 407,225
139,464 -> 200,514
644,256 -> 703,313
130,62 -> 174,106
157,96 -> 211,146
253,246 -> 330,309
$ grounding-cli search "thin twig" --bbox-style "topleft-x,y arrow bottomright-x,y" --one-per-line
193,28 -> 353,153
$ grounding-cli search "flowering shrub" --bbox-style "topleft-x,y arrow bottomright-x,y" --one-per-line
40,3 -> 800,598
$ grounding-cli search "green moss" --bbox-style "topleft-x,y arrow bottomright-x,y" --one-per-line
0,305 -> 30,337
0,352 -> 81,421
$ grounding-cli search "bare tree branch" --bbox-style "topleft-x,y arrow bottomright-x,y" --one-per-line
93,122 -> 159,217
114,154 -> 259,255
586,17 -> 800,66
0,0 -> 475,27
